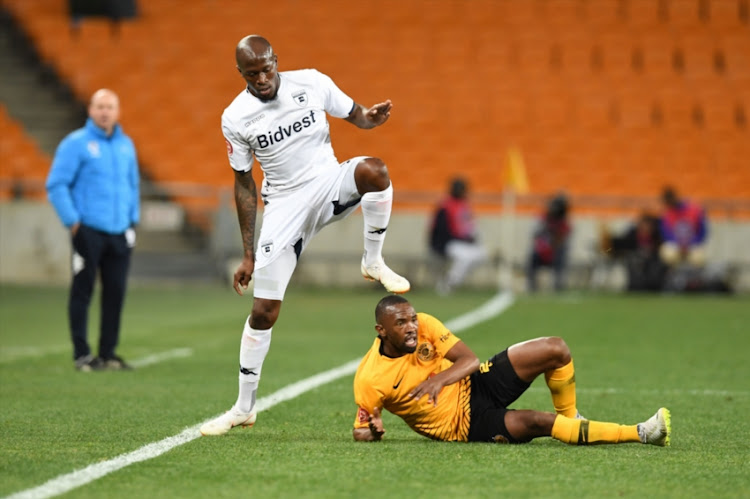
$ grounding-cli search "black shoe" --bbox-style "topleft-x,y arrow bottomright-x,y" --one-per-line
101,355 -> 133,371
74,355 -> 104,372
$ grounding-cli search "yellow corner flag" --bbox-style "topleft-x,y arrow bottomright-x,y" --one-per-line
504,147 -> 530,194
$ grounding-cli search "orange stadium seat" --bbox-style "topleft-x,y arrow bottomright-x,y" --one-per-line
0,105 -> 50,201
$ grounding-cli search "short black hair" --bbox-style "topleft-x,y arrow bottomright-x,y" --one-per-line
375,295 -> 410,323
662,186 -> 679,206
450,178 -> 467,199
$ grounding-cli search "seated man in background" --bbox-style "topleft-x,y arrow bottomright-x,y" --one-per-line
658,187 -> 733,293
659,186 -> 707,268
527,193 -> 571,292
602,212 -> 667,292
353,295 -> 671,447
428,177 -> 487,295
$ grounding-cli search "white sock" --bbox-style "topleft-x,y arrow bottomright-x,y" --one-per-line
234,317 -> 271,414
361,183 -> 393,266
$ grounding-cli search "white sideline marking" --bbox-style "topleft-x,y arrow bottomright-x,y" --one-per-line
0,346 -> 68,363
0,347 -> 192,366
5,291 -> 515,499
129,348 -> 193,368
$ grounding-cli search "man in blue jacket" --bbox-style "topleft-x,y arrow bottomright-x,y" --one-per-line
46,88 -> 140,371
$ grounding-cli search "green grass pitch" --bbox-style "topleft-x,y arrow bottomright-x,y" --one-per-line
1,284 -> 749,498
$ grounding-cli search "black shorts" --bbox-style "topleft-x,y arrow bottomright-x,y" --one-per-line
467,349 -> 531,443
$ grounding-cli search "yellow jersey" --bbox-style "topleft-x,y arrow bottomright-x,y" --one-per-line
353,313 -> 472,442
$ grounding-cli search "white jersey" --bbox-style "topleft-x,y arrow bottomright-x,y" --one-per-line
221,69 -> 355,197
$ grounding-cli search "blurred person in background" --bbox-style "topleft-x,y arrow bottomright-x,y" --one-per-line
659,186 -> 707,269
658,186 -> 732,293
601,212 -> 667,292
527,193 -> 571,292
46,88 -> 139,372
428,177 -> 487,295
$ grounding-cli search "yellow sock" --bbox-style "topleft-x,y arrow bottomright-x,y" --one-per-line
551,416 -> 641,445
545,360 -> 577,418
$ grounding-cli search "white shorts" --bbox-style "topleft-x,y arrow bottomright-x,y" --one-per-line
252,156 -> 365,300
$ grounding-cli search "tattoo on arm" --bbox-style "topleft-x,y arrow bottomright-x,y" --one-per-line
234,170 -> 257,257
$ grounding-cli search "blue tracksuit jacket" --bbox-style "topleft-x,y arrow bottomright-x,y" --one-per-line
46,118 -> 140,233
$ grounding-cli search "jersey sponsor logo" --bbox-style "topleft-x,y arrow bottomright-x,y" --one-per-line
256,110 -> 317,149
261,242 -> 274,255
292,90 -> 308,107
357,407 -> 369,423
417,342 -> 436,362
439,333 -> 451,343
225,139 -> 233,156
479,360 -> 493,373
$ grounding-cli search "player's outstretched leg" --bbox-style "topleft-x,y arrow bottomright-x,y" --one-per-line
637,407 -> 671,446
549,408 -> 671,446
355,158 -> 409,293
200,407 -> 256,436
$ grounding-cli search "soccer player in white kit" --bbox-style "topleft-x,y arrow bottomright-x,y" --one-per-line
201,35 -> 410,435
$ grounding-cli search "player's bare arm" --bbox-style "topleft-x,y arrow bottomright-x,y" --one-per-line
353,406 -> 385,442
233,169 -> 257,295
345,99 -> 392,129
408,341 -> 480,406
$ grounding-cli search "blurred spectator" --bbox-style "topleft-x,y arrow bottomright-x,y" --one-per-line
659,186 -> 707,268
429,177 -> 487,295
46,89 -> 139,372
527,193 -> 571,292
657,187 -> 732,293
602,212 -> 668,292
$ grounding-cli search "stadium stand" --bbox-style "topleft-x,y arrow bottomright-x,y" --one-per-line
2,0 -> 748,218
0,103 -> 49,201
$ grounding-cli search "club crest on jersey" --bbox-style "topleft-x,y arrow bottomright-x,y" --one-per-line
292,90 -> 308,107
87,141 -> 100,157
417,342 -> 436,362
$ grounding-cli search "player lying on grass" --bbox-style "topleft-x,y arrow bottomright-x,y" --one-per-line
353,295 -> 671,446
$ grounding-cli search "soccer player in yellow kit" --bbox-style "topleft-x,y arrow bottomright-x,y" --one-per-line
353,295 -> 671,446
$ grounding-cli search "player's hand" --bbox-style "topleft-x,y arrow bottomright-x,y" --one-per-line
233,257 -> 255,295
368,406 -> 385,440
408,378 -> 443,407
366,100 -> 392,126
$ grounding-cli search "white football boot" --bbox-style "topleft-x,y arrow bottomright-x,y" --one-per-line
361,256 -> 410,294
200,407 -> 257,436
637,407 -> 671,446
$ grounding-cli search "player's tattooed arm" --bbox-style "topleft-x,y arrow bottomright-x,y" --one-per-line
234,169 -> 257,257
232,169 -> 257,295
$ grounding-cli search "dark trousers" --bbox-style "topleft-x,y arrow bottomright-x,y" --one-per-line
527,249 -> 567,292
68,225 -> 132,359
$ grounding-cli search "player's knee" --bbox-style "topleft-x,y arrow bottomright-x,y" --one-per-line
355,157 -> 390,192
250,300 -> 281,329
526,411 -> 555,435
544,336 -> 571,365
